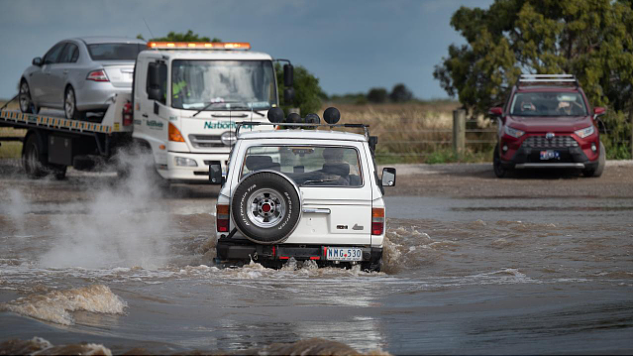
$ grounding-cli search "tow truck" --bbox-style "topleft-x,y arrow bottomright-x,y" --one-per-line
0,41 -> 295,181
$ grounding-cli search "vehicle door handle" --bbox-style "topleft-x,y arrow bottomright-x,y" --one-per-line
63,70 -> 68,74
303,208 -> 331,214
142,114 -> 148,118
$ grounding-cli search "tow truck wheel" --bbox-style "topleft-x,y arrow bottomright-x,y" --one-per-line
19,80 -> 39,114
493,145 -> 507,178
64,86 -> 85,120
22,135 -> 47,178
22,134 -> 66,180
583,141 -> 606,177
232,171 -> 301,244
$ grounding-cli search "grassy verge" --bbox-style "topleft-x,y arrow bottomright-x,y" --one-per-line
0,126 -> 25,159
1,100 -> 24,159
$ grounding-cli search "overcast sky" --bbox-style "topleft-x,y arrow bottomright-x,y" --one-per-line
0,0 -> 493,100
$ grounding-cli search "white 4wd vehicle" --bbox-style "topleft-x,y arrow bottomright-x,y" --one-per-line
210,107 -> 396,271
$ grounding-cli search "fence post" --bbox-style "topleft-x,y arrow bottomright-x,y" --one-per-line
453,109 -> 466,156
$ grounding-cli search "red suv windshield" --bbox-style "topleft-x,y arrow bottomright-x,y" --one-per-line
510,92 -> 588,117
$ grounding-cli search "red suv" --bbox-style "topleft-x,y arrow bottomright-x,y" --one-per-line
490,74 -> 606,178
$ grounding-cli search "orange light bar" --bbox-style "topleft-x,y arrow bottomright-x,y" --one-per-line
147,41 -> 250,50
168,123 -> 185,142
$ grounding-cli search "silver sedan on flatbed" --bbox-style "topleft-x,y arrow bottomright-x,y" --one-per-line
18,36 -> 145,120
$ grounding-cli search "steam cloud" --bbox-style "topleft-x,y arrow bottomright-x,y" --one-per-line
8,148 -> 175,269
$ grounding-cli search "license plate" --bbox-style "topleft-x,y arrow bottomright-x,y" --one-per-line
540,150 -> 560,160
326,247 -> 362,261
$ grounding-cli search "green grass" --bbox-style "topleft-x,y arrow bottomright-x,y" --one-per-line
0,142 -> 22,159
0,127 -> 26,159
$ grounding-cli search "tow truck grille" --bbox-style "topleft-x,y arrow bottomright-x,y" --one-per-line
189,134 -> 224,148
522,135 -> 578,148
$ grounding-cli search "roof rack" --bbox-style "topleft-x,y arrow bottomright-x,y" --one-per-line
517,74 -> 579,88
235,121 -> 371,140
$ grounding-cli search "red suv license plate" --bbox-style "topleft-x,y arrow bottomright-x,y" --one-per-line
540,150 -> 560,160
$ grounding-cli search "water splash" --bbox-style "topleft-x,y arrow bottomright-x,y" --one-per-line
0,284 -> 127,325
0,337 -> 112,356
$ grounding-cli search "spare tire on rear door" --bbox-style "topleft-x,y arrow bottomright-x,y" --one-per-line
232,171 -> 302,244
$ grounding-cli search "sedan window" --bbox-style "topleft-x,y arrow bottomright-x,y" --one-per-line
87,43 -> 143,61
59,43 -> 79,63
43,43 -> 66,64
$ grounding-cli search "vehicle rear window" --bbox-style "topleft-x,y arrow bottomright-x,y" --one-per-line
242,146 -> 363,187
87,43 -> 143,61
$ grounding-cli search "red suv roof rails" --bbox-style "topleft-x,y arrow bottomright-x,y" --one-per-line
516,74 -> 579,89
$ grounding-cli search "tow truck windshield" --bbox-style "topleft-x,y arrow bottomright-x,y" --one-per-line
510,92 -> 588,117
171,60 -> 276,111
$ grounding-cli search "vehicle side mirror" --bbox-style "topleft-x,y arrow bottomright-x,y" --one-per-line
284,87 -> 295,104
209,161 -> 224,185
147,62 -> 164,102
32,57 -> 42,66
148,87 -> 163,102
283,64 -> 294,87
593,107 -> 606,117
489,107 -> 503,117
381,167 -> 396,187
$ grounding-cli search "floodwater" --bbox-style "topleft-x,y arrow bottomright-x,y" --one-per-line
0,172 -> 632,355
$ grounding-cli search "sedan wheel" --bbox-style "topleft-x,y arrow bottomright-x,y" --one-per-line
19,81 -> 38,114
64,87 -> 84,120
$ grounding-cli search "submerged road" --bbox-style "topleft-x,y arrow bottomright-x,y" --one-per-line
0,160 -> 632,355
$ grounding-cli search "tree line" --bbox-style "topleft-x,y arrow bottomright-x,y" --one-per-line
326,84 -> 415,105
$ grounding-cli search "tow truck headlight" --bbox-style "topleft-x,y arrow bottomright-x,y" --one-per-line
175,157 -> 198,167
574,126 -> 595,138
504,126 -> 525,138
221,131 -> 236,146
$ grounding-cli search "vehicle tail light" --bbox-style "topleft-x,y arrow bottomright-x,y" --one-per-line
86,69 -> 109,82
372,207 -> 384,236
216,204 -> 230,232
169,123 -> 185,142
122,102 -> 133,126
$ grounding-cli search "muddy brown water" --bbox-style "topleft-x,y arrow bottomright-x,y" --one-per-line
0,163 -> 632,355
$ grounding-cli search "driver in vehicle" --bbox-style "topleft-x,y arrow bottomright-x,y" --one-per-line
556,99 -> 583,115
171,64 -> 192,106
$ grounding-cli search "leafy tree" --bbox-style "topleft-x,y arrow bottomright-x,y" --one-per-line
276,64 -> 323,115
367,87 -> 388,103
136,30 -> 221,42
390,83 -> 414,103
434,0 -> 633,114
434,0 -> 633,158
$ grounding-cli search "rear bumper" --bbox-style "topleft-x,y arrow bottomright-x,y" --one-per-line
501,146 -> 597,170
76,83 -> 131,111
216,238 -> 383,263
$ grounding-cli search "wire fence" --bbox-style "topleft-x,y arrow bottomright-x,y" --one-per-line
373,113 -> 498,158
373,116 -> 631,159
